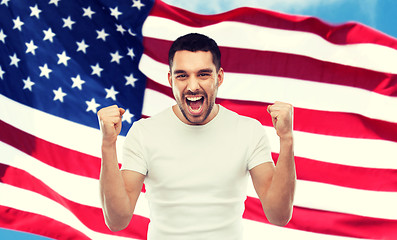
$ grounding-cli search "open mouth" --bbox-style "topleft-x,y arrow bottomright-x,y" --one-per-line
186,96 -> 204,115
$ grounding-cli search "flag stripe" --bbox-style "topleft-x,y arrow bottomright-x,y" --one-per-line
3,122 -> 397,222
146,78 -> 397,143
151,1 -> 397,50
244,197 -> 397,240
144,37 -> 397,97
140,54 -> 397,124
142,16 -> 397,74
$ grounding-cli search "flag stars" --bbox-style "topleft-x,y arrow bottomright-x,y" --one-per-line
13,16 -> 24,31
76,39 -> 89,53
127,48 -> 135,60
116,24 -> 126,35
49,0 -> 60,7
43,28 -> 56,42
30,4 -> 42,19
132,0 -> 145,10
62,16 -> 75,30
9,53 -> 20,67
96,29 -> 109,41
0,65 -> 5,80
110,6 -> 122,20
110,51 -> 123,64
125,73 -> 138,87
25,40 -> 38,55
53,87 -> 67,102
23,77 -> 35,91
82,6 -> 95,19
39,63 -> 52,79
90,63 -> 103,77
71,74 -> 85,90
57,51 -> 71,66
0,29 -> 6,43
105,86 -> 119,101
122,109 -> 134,124
85,98 -> 100,113
1,0 -> 10,6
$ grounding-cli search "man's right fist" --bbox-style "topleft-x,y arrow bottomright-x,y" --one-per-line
97,105 -> 126,145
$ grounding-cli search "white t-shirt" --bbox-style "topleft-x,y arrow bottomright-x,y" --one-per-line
121,105 -> 273,240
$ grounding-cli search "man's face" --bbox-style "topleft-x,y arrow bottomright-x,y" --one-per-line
168,50 -> 224,125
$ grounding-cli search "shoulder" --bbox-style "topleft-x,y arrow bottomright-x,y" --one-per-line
220,105 -> 263,129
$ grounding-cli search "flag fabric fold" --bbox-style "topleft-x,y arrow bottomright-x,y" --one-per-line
1,0 -> 396,239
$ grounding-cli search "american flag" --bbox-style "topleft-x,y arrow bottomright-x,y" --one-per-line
1,0 -> 397,239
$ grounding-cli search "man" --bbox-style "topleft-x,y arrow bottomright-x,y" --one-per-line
98,33 -> 296,239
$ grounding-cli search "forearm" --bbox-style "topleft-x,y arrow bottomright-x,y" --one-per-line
264,136 -> 296,225
99,144 -> 133,231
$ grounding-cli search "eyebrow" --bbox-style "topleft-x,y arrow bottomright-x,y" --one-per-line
173,68 -> 213,75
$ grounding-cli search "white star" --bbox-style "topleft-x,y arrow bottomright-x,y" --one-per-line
30,4 -> 42,19
109,6 -> 122,20
25,40 -> 38,55
1,0 -> 10,7
53,87 -> 67,102
128,29 -> 136,37
132,0 -> 145,10
127,48 -> 135,60
0,65 -> 5,80
115,24 -> 126,35
43,28 -> 56,42
39,63 -> 52,79
13,16 -> 24,31
0,29 -> 6,44
105,86 -> 119,101
96,29 -> 109,41
91,63 -> 103,77
49,0 -> 60,7
71,74 -> 85,90
82,6 -> 95,19
122,109 -> 134,124
85,98 -> 100,113
9,53 -> 20,67
23,77 -> 35,91
57,51 -> 71,66
125,73 -> 138,87
62,16 -> 75,30
110,51 -> 123,64
76,39 -> 89,53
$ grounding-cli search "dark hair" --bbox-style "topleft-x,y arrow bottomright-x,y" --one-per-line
168,33 -> 221,71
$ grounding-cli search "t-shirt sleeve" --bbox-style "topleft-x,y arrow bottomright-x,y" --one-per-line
247,121 -> 274,170
120,121 -> 148,175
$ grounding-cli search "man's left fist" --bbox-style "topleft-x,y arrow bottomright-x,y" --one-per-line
267,101 -> 294,139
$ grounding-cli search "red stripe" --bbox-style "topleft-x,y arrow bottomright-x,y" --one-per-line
151,1 -> 397,49
143,37 -> 397,97
243,196 -> 397,240
0,206 -> 90,240
0,120 -> 101,179
3,159 -> 396,240
0,163 -> 149,239
146,80 -> 397,143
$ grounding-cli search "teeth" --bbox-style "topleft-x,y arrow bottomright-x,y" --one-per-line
187,96 -> 202,101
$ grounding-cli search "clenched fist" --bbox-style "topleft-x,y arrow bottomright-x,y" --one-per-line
97,105 -> 125,146
267,101 -> 294,139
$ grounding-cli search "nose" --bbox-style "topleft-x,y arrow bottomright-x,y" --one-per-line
187,76 -> 200,93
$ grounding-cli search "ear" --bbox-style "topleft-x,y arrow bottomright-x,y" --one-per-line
168,71 -> 172,87
217,68 -> 224,87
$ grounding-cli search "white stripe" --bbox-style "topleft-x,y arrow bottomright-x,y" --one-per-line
243,219 -> 370,240
142,16 -> 397,74
2,93 -> 397,170
139,54 -> 397,124
247,179 -> 397,220
2,134 -> 396,221
0,141 -> 150,218
0,184 -> 139,240
0,184 -> 368,240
